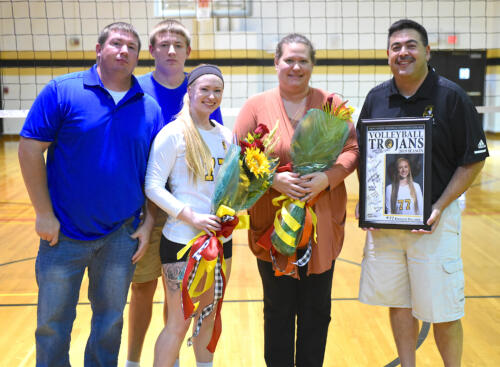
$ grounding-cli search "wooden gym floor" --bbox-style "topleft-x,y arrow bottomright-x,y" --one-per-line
0,134 -> 499,366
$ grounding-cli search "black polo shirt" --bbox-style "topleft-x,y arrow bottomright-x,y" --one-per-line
357,67 -> 489,203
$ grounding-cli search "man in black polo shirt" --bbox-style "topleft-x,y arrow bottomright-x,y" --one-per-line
357,19 -> 488,366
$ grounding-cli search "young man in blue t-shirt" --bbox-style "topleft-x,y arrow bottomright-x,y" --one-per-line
126,19 -> 223,367
18,22 -> 164,366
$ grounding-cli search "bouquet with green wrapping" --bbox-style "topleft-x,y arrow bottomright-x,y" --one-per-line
290,102 -> 352,175
269,97 -> 353,263
211,123 -> 279,213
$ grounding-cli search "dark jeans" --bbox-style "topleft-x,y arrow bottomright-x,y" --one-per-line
35,220 -> 138,367
257,258 -> 335,367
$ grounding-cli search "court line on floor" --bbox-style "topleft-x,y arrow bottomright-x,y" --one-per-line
0,218 -> 35,222
471,178 -> 500,187
0,253 -> 360,268
3,219 -> 493,366
0,294 -> 495,367
0,293 -> 38,297
0,256 -> 36,267
17,344 -> 35,367
465,295 -> 500,298
337,258 -> 361,266
384,322 -> 431,367
0,201 -> 32,206
1,295 -> 498,307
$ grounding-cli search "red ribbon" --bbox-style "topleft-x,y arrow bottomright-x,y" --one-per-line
277,162 -> 293,173
207,270 -> 226,353
181,215 -> 239,352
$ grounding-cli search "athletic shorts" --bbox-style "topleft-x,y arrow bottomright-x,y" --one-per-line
160,235 -> 233,264
359,200 -> 464,323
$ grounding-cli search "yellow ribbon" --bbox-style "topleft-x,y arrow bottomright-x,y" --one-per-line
179,241 -> 226,310
271,195 -> 318,248
177,205 -> 249,261
177,232 -> 204,260
176,204 -> 249,304
273,215 -> 295,247
215,204 -> 234,217
188,258 -> 219,300
271,196 -> 303,248
216,205 -> 250,230
236,214 -> 250,230
307,205 -> 318,244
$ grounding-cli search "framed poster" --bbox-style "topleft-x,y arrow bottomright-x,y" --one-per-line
358,117 -> 432,230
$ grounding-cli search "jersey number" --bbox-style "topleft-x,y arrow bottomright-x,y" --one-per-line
397,199 -> 411,211
205,158 -> 224,181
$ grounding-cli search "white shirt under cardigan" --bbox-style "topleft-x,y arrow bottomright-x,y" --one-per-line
145,118 -> 233,244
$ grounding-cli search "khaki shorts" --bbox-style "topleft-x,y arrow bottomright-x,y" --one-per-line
359,201 -> 464,323
132,211 -> 167,283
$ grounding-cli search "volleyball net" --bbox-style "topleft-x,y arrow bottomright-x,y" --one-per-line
1,0 -> 499,133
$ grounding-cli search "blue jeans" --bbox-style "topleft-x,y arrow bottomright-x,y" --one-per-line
35,219 -> 138,367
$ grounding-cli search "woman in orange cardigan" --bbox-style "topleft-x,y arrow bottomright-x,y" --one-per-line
233,33 -> 359,367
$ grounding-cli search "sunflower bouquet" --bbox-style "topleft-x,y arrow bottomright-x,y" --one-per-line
178,123 -> 278,352
212,123 -> 279,213
264,96 -> 353,274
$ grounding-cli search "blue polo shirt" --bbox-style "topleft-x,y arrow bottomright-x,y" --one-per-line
21,65 -> 164,240
138,72 -> 223,124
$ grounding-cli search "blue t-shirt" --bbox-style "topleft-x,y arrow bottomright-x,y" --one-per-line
21,65 -> 164,240
137,72 -> 223,124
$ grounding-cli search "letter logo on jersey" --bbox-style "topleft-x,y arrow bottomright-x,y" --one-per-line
423,105 -> 434,117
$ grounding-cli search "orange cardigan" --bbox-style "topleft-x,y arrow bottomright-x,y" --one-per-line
233,87 -> 359,275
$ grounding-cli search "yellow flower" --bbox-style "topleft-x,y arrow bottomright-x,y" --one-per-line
246,132 -> 255,143
323,99 -> 355,121
244,147 -> 271,178
336,105 -> 354,121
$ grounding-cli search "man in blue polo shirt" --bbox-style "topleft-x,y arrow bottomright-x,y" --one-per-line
18,22 -> 163,366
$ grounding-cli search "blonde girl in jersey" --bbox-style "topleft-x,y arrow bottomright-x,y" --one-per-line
145,65 -> 232,367
386,157 -> 423,215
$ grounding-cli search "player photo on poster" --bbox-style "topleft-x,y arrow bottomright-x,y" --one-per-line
358,117 -> 432,230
